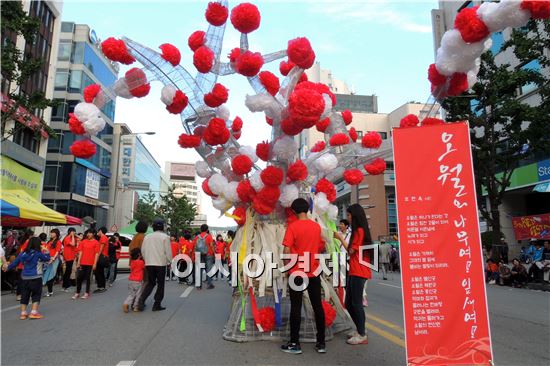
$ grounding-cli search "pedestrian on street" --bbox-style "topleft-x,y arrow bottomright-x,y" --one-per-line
107,236 -> 120,286
129,221 -> 148,259
4,237 -> 50,319
215,234 -> 225,280
511,258 -> 528,287
193,224 -> 215,290
94,227 -> 110,293
378,240 -> 392,280
43,229 -> 62,297
72,229 -> 100,300
15,229 -> 34,301
168,235 -> 179,281
178,232 -> 193,285
225,230 -> 234,282
123,248 -> 145,313
281,198 -> 326,355
62,228 -> 78,291
500,237 -> 509,264
136,218 -> 172,311
345,203 -> 372,345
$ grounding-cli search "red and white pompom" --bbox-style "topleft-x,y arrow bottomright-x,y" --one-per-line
188,31 -> 206,52
341,109 -> 353,125
288,88 -> 325,128
329,133 -> 350,146
454,6 -> 489,43
68,113 -> 86,135
205,2 -> 229,26
230,3 -> 261,34
253,196 -> 276,215
202,178 -> 217,197
428,63 -> 446,87
159,43 -> 181,66
343,169 -> 364,185
316,118 -> 330,133
232,116 -> 243,132
287,160 -> 308,182
204,83 -> 229,107
203,118 -> 230,146
361,131 -> 382,149
235,51 -> 264,77
178,133 -> 201,148
161,85 -> 188,114
193,46 -> 215,73
364,158 -> 386,175
237,180 -> 256,203
258,71 -> 280,96
256,141 -> 271,161
447,72 -> 469,96
233,207 -> 247,226
70,139 -> 96,159
101,37 -> 135,64
125,68 -> 150,98
310,140 -> 326,152
232,154 -> 254,175
521,1 -> 550,19
421,117 -> 445,126
280,118 -> 303,136
287,37 -> 315,69
315,178 -> 336,202
399,114 -> 420,128
349,127 -> 358,142
279,60 -> 296,76
261,166 -> 284,186
83,84 -> 101,103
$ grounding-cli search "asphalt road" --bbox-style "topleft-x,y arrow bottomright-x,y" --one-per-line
1,271 -> 548,366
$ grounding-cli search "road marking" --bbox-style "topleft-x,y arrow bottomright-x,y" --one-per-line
180,286 -> 194,298
377,282 -> 401,289
366,313 -> 404,334
1,305 -> 21,313
116,361 -> 136,366
366,321 -> 406,348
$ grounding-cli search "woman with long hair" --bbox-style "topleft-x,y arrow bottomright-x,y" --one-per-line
43,229 -> 62,297
345,204 -> 372,345
72,229 -> 100,299
62,228 -> 78,291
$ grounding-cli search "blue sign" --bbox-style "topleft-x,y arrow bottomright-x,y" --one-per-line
538,159 -> 550,181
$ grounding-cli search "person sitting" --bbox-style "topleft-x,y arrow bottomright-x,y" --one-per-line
485,259 -> 499,285
510,259 -> 528,288
527,241 -> 545,283
498,260 -> 511,286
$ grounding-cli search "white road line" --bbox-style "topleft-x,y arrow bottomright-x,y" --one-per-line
377,282 -> 401,289
180,286 -> 194,298
1,304 -> 21,313
116,361 -> 136,366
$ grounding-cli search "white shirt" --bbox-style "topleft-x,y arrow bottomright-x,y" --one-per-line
141,231 -> 172,266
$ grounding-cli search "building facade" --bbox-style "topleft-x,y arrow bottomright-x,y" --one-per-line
42,22 -> 118,227
164,161 -> 206,226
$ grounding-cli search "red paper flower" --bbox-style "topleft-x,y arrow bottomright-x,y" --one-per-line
421,117 -> 445,126
101,37 -> 135,64
202,178 -> 217,197
228,48 -> 241,63
167,90 -> 188,114
232,116 -> 243,132
364,158 -> 386,175
253,196 -> 275,215
235,51 -> 264,77
287,37 -> 315,69
230,3 -> 261,34
68,113 -> 85,135
298,73 -> 309,83
329,133 -> 350,146
447,72 -> 468,96
279,60 -> 295,76
70,139 -> 96,159
204,83 -> 229,107
399,114 -> 420,128
361,131 -> 382,149
205,2 -> 228,26
322,301 -> 336,327
315,178 -> 336,202
295,82 -> 335,106
203,118 -> 230,146
125,68 -> 150,98
341,109 -> 353,125
521,1 -> 550,19
261,166 -> 283,186
454,6 -> 489,43
288,88 -> 325,128
233,207 -> 247,226
159,43 -> 181,66
256,141 -> 270,161
311,141 -> 326,152
233,130 -> 242,140
281,118 -> 303,136
258,307 -> 276,332
349,127 -> 358,142
83,84 -> 101,103
257,185 -> 281,205
232,154 -> 253,175
428,63 -> 446,87
316,118 -> 330,133
178,133 -> 201,148
193,46 -> 214,73
265,116 -> 273,126
258,71 -> 280,96
194,125 -> 206,137
188,30 -> 206,52
343,169 -> 363,185
287,160 -> 308,182
237,180 -> 256,202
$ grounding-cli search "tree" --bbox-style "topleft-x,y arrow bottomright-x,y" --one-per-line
441,19 -> 550,257
156,185 -> 197,235
134,192 -> 158,225
1,1 -> 56,141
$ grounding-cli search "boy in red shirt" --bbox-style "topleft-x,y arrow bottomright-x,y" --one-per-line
281,198 -> 326,355
123,248 -> 145,313
168,235 -> 179,281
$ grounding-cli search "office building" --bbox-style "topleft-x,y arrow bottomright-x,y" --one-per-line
165,161 -> 206,226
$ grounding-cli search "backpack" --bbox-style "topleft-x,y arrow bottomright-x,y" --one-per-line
196,234 -> 208,255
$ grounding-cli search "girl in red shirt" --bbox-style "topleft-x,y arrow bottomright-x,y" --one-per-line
44,229 -> 62,297
123,248 -> 145,313
345,204 -> 372,345
72,229 -> 100,299
62,228 -> 78,291
215,235 -> 225,280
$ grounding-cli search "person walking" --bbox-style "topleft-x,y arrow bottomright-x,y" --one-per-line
72,229 -> 100,300
378,240 -> 392,280
129,221 -> 149,257
94,227 -> 109,293
136,219 -> 172,312
62,228 -> 78,292
107,236 -> 120,287
345,204 -> 373,345
280,198 -> 326,355
3,237 -> 50,319
43,229 -> 62,297
168,235 -> 179,281
15,229 -> 34,301
123,248 -> 145,313
215,234 -> 225,280
193,224 -> 215,290
178,232 -> 193,285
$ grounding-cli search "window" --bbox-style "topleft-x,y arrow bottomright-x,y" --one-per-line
61,22 -> 74,33
51,99 -> 67,121
54,71 -> 68,91
71,42 -> 84,64
519,60 -> 541,95
490,32 -> 504,55
357,131 -> 363,139
13,127 -> 39,153
82,43 -> 117,86
57,41 -> 72,61
379,132 -> 388,140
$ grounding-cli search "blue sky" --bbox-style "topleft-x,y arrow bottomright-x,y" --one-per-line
61,0 -> 438,225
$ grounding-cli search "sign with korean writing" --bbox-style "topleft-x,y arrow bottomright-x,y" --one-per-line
512,213 -> 550,240
84,169 -> 100,199
120,137 -> 134,187
393,122 -> 493,366
0,155 -> 42,199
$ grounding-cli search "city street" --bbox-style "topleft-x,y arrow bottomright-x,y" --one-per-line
1,272 -> 548,366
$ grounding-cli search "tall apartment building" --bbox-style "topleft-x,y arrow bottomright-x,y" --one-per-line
432,1 -> 550,253
1,1 -> 63,201
164,162 -> 206,226
42,22 -> 118,227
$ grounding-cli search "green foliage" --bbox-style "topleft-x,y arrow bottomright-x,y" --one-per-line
134,192 -> 158,225
156,185 -> 197,236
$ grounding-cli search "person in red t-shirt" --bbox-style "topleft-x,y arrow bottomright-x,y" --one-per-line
344,204 -> 372,346
123,247 -> 145,313
281,198 -> 326,355
94,227 -> 109,293
214,235 -> 225,280
72,229 -> 100,299
167,235 -> 180,281
44,229 -> 62,297
193,225 -> 215,290
62,228 -> 78,291
177,232 -> 193,284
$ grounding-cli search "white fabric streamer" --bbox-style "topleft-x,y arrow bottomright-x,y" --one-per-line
313,192 -> 330,214
328,204 -> 338,221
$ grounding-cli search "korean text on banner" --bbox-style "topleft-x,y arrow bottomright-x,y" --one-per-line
393,122 -> 493,366
0,156 -> 42,200
512,213 -> 550,240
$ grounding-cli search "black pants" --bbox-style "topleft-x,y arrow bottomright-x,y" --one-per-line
346,275 -> 367,336
77,265 -> 93,294
63,260 -> 74,289
46,278 -> 55,293
289,275 -> 325,344
95,258 -> 107,289
178,259 -> 188,283
20,278 -> 42,305
138,266 -> 166,308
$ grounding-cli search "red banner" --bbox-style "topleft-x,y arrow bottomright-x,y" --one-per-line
393,122 -> 493,366
512,213 -> 550,240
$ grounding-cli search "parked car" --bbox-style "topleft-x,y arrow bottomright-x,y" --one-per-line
106,233 -> 133,271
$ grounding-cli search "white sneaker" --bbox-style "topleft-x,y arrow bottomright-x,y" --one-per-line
63,288 -> 70,292
45,292 -> 53,297
347,334 -> 368,345
488,280 -> 496,285
347,331 -> 359,339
